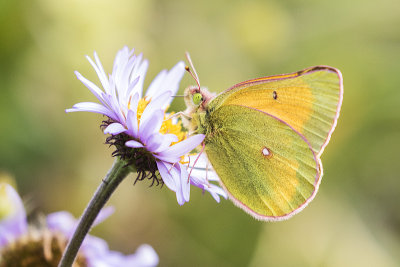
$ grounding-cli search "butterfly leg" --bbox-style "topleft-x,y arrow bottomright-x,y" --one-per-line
187,141 -> 206,183
206,161 -> 210,184
164,111 -> 191,121
168,162 -> 177,173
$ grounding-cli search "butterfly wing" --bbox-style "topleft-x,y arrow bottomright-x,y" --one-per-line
205,104 -> 321,221
209,66 -> 343,156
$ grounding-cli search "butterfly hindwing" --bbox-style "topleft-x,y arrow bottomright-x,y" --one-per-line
204,104 -> 321,221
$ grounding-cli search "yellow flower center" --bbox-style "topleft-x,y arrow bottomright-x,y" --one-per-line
1,229 -> 87,267
162,116 -> 189,164
136,97 -> 187,146
160,113 -> 186,145
136,98 -> 149,123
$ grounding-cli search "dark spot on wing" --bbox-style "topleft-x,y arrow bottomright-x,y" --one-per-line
273,91 -> 278,100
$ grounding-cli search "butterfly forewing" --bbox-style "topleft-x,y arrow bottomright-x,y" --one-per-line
209,66 -> 343,156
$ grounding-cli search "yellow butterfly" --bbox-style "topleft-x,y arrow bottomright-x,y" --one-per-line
184,55 -> 343,221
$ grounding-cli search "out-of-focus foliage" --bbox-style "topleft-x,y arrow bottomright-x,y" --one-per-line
1,0 -> 399,266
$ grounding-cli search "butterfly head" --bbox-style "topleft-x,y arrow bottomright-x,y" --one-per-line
184,85 -> 214,111
183,85 -> 213,134
192,92 -> 203,106
183,86 -> 202,112
182,52 -> 216,134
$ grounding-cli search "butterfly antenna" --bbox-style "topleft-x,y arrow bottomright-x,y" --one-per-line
185,52 -> 201,92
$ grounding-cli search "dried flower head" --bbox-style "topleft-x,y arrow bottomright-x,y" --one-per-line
0,183 -> 158,267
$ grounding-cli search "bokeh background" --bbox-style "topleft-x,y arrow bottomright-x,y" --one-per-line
1,0 -> 400,266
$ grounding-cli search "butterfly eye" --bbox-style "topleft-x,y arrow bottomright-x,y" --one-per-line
192,93 -> 203,105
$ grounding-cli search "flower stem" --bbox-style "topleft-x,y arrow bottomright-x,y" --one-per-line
58,158 -> 132,267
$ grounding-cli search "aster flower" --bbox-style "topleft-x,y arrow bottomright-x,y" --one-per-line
0,182 -> 27,247
66,46 -> 226,205
0,183 -> 158,267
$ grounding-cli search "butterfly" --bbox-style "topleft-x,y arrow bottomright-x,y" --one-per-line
183,54 -> 343,221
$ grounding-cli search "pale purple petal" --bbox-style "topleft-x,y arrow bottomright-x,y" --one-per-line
133,59 -> 149,98
156,161 -> 188,205
145,70 -> 167,98
156,134 -> 205,162
140,90 -> 172,126
113,47 -> 133,75
156,161 -> 177,191
126,109 -> 139,138
153,134 -> 179,153
186,154 -> 220,181
113,51 -> 142,101
112,48 -> 132,90
66,102 -> 117,121
106,77 -> 118,113
87,53 -> 110,94
147,133 -> 178,153
124,244 -> 159,267
87,243 -> 158,267
46,211 -> 76,237
118,59 -> 140,108
139,109 -> 164,144
189,168 -> 220,182
125,76 -> 140,104
102,92 -> 125,123
145,61 -> 185,104
0,184 -> 28,246
47,207 -> 114,238
120,56 -> 138,95
145,133 -> 164,152
126,140 -> 144,148
174,171 -> 185,206
190,175 -> 228,202
154,154 -> 180,163
179,164 -> 190,202
92,206 -> 115,226
74,71 -> 107,105
184,154 -> 228,202
82,237 -> 112,267
131,53 -> 143,77
160,61 -> 186,99
147,90 -> 172,110
129,92 -> 140,113
104,123 -> 126,135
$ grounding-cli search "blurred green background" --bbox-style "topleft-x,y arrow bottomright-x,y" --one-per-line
1,0 -> 400,266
